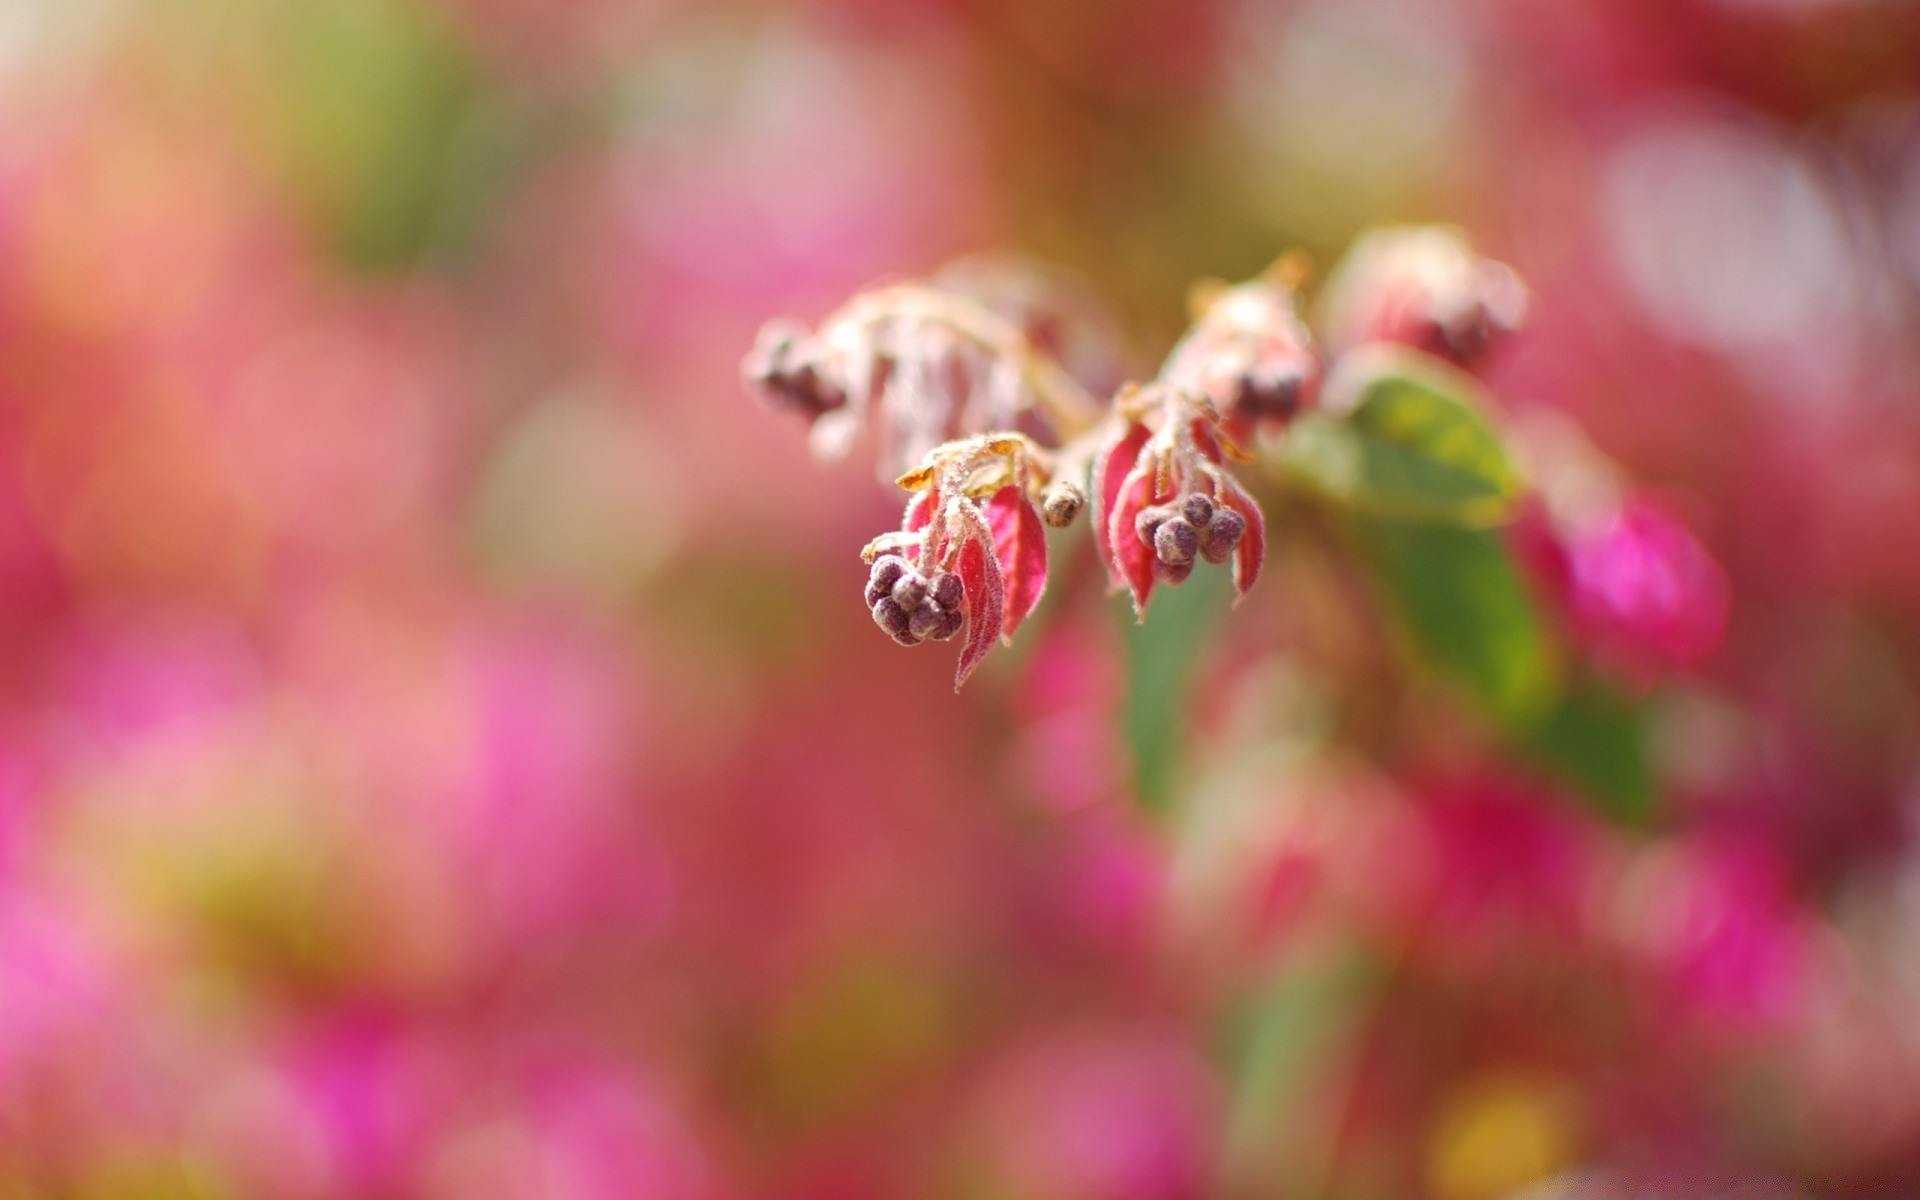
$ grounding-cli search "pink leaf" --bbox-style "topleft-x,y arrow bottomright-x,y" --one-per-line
904,488 -> 935,534
1191,418 -> 1225,465
954,530 -> 1006,690
985,486 -> 1048,641
1092,421 -> 1150,591
1213,472 -> 1265,602
1108,460 -> 1169,620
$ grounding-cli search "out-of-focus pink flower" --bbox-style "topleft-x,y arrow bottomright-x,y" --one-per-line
1403,774 -> 1598,962
973,1029 -> 1221,1200
1010,627 -> 1126,814
422,1060 -> 712,1200
1618,835 -> 1812,1030
1519,496 -> 1729,684
0,892 -> 118,1086
266,1017 -> 456,1197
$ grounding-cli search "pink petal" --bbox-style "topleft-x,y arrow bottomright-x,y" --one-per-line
1213,472 -> 1265,602
955,529 -> 1007,690
1092,422 -> 1150,590
1108,460 -> 1168,620
985,486 -> 1048,641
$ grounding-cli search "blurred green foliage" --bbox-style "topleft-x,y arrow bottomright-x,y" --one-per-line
1279,352 -> 1519,526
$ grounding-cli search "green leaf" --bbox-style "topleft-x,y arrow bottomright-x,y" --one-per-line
1355,518 -> 1557,724
1121,566 -> 1228,817
1523,683 -> 1655,826
1279,346 -> 1521,526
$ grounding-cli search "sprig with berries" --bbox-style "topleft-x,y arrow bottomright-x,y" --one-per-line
744,229 -> 1529,690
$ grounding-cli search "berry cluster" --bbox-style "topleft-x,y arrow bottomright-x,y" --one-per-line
867,556 -> 965,646
1135,493 -> 1246,584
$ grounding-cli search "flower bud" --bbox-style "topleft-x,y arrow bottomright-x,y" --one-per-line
1135,505 -> 1170,546
1154,517 -> 1199,566
1233,362 -> 1305,421
930,607 -> 964,641
1153,556 -> 1195,583
744,319 -> 845,416
872,597 -> 917,644
866,555 -> 909,606
1202,509 -> 1245,563
1041,481 -> 1086,528
1181,493 -> 1214,528
930,572 -> 964,612
908,603 -> 945,642
910,602 -> 948,641
892,572 -> 929,610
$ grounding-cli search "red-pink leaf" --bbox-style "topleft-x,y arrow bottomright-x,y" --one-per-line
954,530 -> 1006,690
1191,418 -> 1225,465
1108,459 -> 1170,620
1214,472 -> 1265,602
984,485 -> 1047,641
903,488 -> 935,534
1092,421 -> 1150,590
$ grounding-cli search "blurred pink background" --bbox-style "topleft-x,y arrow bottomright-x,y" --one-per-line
1,0 -> 1919,1196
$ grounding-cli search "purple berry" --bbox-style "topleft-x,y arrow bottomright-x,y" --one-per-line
1154,518 -> 1198,566
1181,493 -> 1214,528
1202,509 -> 1245,563
1153,557 -> 1195,584
930,608 -> 964,641
930,572 -> 964,612
1135,505 -> 1169,546
908,603 -> 944,642
872,598 -> 916,645
866,556 -> 908,606
892,572 -> 929,609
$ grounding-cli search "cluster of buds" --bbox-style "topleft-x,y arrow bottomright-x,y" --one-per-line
1159,254 -> 1322,445
1316,226 -> 1528,367
865,557 -> 964,646
744,230 -> 1530,689
740,282 -> 1102,481
743,318 -> 847,420
1134,494 -> 1245,584
857,435 -> 1053,688
1094,384 -> 1264,616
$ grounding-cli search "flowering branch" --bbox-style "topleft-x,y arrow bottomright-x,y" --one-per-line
744,227 -> 1682,695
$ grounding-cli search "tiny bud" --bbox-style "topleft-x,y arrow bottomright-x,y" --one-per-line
930,607 -> 964,641
930,572 -> 964,612
1202,509 -> 1245,563
866,555 -> 909,606
1153,556 -> 1195,584
744,319 -> 845,416
1234,364 -> 1303,420
1135,506 -> 1170,547
1041,481 -> 1086,528
908,603 -> 945,642
872,597 -> 917,644
1181,493 -> 1214,528
1154,518 -> 1199,566
892,572 -> 929,610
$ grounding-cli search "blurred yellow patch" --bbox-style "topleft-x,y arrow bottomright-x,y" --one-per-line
1427,1073 -> 1578,1200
